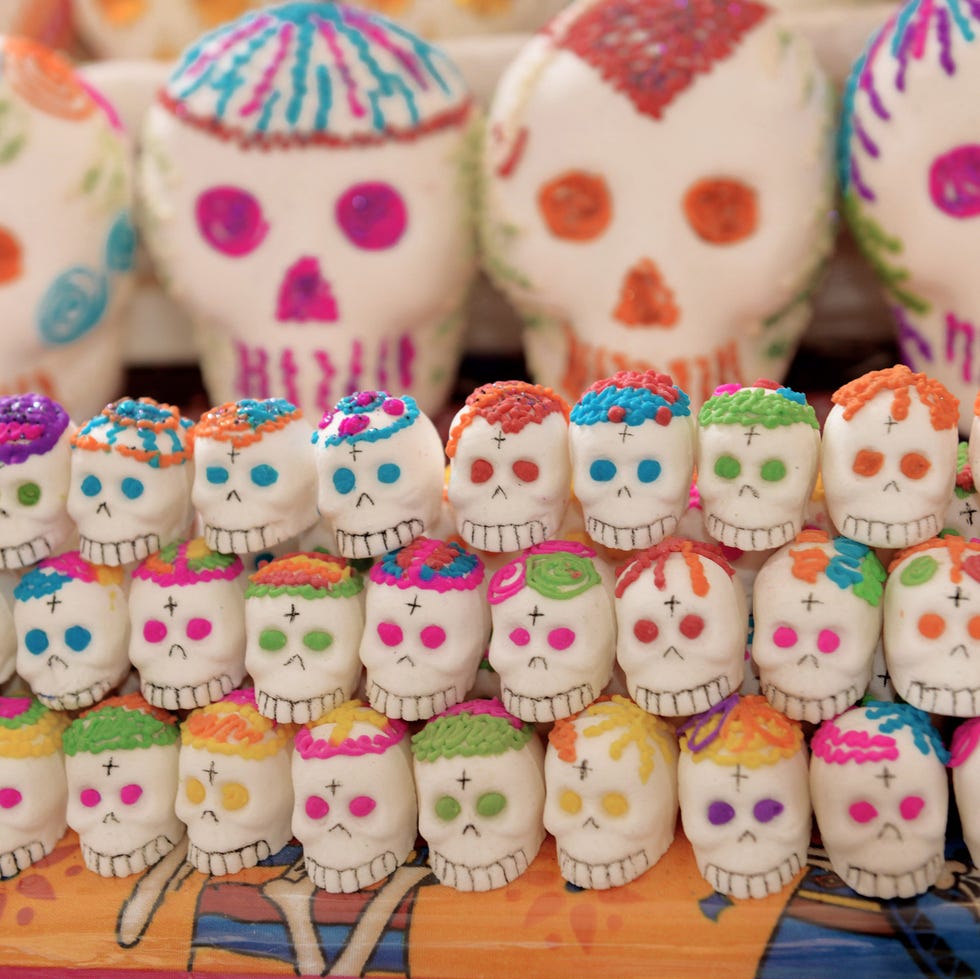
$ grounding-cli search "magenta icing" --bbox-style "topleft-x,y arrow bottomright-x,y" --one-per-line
950,717 -> 980,767
0,697 -> 31,720
294,717 -> 407,760
811,721 -> 899,765
223,688 -> 260,709
487,561 -> 525,605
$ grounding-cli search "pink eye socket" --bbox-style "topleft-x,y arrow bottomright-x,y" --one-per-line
305,795 -> 329,820
196,185 -> 269,257
900,795 -> 925,821
512,460 -> 540,483
336,181 -> 407,250
378,622 -> 403,647
80,788 -> 101,809
509,627 -> 530,646
548,627 -> 575,650
143,619 -> 167,644
679,614 -> 704,640
120,784 -> 143,806
0,787 -> 22,809
186,618 -> 212,641
849,800 -> 878,824
772,626 -> 797,649
349,795 -> 376,818
929,144 -> 980,218
420,625 -> 446,649
471,459 -> 494,484
817,629 -> 840,654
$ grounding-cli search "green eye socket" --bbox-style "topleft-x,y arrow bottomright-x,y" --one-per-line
259,628 -> 287,652
714,455 -> 741,480
17,482 -> 40,506
303,630 -> 332,652
760,459 -> 787,482
435,795 -> 461,821
476,791 -> 506,817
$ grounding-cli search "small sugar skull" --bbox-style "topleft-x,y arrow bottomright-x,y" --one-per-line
752,531 -> 885,722
14,553 -> 129,710
697,382 -> 820,551
313,392 -> 445,559
64,693 -> 183,877
615,538 -> 747,716
292,701 -> 417,892
68,398 -> 194,566
810,702 -> 949,899
0,394 -> 74,570
544,696 -> 678,889
950,718 -> 980,868
412,699 -> 545,891
488,540 -> 615,722
946,442 -> 980,538
246,553 -> 364,724
447,381 -> 571,552
821,366 -> 958,548
569,371 -> 695,550
678,695 -> 809,899
176,690 -> 294,876
192,399 -> 319,554
0,696 -> 68,879
360,537 -> 488,721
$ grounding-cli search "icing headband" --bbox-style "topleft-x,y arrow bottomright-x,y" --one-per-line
888,535 -> 980,584
698,382 -> 818,429
71,398 -> 193,468
811,701 -> 948,765
0,696 -> 69,759
411,699 -> 533,762
788,530 -> 886,607
295,701 -> 407,760
370,537 -> 484,592
0,394 -> 70,465
615,536 -> 733,599
832,365 -> 958,430
193,398 -> 302,448
14,551 -> 124,601
246,552 -> 363,600
133,537 -> 243,586
64,693 -> 179,755
570,370 -> 690,427
314,391 -> 419,447
489,540 -> 601,604
182,689 -> 292,759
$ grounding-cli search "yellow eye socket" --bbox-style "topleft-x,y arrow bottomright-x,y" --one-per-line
602,792 -> 629,817
221,782 -> 250,811
185,777 -> 205,805
560,789 -> 582,815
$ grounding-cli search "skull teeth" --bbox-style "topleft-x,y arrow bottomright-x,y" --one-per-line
585,514 -> 676,551
430,847 -> 530,891
334,519 -> 424,559
557,847 -> 651,890
460,519 -> 547,553
81,533 -> 161,567
703,851 -> 804,899
187,838 -> 273,877
304,850 -> 399,893
256,687 -> 345,724
632,674 -> 732,717
898,679 -> 980,717
142,673 -> 238,711
501,683 -> 596,723
841,513 -> 939,549
81,833 -> 181,878
705,514 -> 795,551
0,535 -> 51,570
37,678 -> 115,712
842,852 -> 944,900
761,682 -> 862,724
204,524 -> 274,554
368,680 -> 457,721
0,840 -> 50,880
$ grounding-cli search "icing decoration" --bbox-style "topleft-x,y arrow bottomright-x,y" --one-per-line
698,382 -> 818,430
537,170 -> 611,241
0,227 -> 22,282
570,370 -> 690,427
14,552 -> 124,600
411,699 -> 532,761
246,552 -> 362,600
0,696 -> 68,758
787,530 -> 886,607
2,36 -> 96,121
370,537 -> 483,592
193,398 -> 302,448
294,700 -> 407,759
313,391 -> 418,447
612,258 -> 679,328
63,694 -> 178,755
614,537 -> 734,599
488,541 -> 599,605
683,177 -> 758,245
181,691 -> 291,760
71,397 -> 193,468
132,538 -> 243,586
950,716 -> 980,768
811,702 -> 948,765
0,394 -> 69,464
195,185 -> 270,257
832,364 -> 958,430
276,256 -> 338,323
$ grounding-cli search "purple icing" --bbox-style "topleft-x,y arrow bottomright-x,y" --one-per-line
707,800 -> 735,826
753,798 -> 784,823
930,144 -> 980,218
0,394 -> 70,464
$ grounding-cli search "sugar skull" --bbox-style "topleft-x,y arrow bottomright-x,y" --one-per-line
176,689 -> 294,876
0,394 -> 74,570
488,540 -> 615,722
0,696 -> 68,879
313,391 -> 445,559
0,573 -> 15,685
544,695 -> 678,889
950,717 -> 980,868
696,382 -> 820,551
0,37 -> 134,419
139,2 -> 477,420
615,538 -> 747,716
945,441 -> 980,538
360,537 -> 488,721
447,381 -> 571,552
245,553 -> 364,724
569,370 -> 695,550
752,530 -> 885,722
14,552 -> 128,710
412,699 -> 545,891
68,397 -> 194,566
63,692 -> 183,877
821,365 -> 959,548
810,701 -> 949,899
678,695 -> 809,899
292,701 -> 417,892
129,539 -> 246,711
192,398 -> 319,554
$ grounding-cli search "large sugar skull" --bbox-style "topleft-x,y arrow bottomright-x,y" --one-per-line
63,692 -> 183,877
68,398 -> 194,566
615,538 -> 747,716
0,37 -> 134,419
192,398 -> 319,554
678,695 -> 809,899
752,530 -> 885,722
176,689 -> 294,876
447,381 -> 571,552
821,366 -> 959,548
129,539 -> 246,711
14,552 -> 128,710
488,540 -> 615,722
544,696 -> 678,889
139,2 -> 477,420
313,391 -> 445,559
360,537 -> 488,721
569,371 -> 695,550
697,382 -> 820,551
245,553 -> 364,724
810,702 -> 948,899
950,717 -> 980,868
946,441 -> 980,537
0,696 -> 68,879
412,699 -> 545,890
292,701 -> 417,892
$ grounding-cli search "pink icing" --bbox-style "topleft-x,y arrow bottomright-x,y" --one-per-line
487,562 -> 525,606
548,627 -> 575,650
378,622 -> 403,647
187,618 -> 213,641
420,625 -> 446,649
0,787 -> 22,809
306,794 -> 329,819
949,716 -> 980,767
900,795 -> 925,820
382,398 -> 404,416
849,800 -> 877,823
811,721 -> 899,765
349,795 -> 376,818
294,717 -> 407,760
223,688 -> 259,709
80,788 -> 101,808
773,626 -> 797,649
0,697 -> 32,719
509,628 -> 530,647
144,620 -> 167,644
120,784 -> 143,806
817,629 -> 840,654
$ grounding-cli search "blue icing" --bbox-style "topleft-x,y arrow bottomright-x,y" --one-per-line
14,566 -> 72,602
237,398 -> 298,429
864,701 -> 949,762
570,383 -> 690,428
313,393 -> 419,446
37,267 -> 108,346
105,212 -> 136,273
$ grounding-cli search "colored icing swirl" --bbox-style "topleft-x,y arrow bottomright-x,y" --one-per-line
370,537 -> 483,592
64,699 -> 179,756
314,391 -> 419,447
296,702 -> 407,759
0,394 -> 70,464
246,552 -> 363,600
411,699 -> 532,762
133,538 -> 243,586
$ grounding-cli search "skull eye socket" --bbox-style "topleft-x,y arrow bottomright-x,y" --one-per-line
637,459 -> 662,484
332,467 -> 355,495
185,777 -> 205,805
679,614 -> 704,640
0,787 -> 22,809
559,789 -> 582,815
918,613 -> 946,639
548,627 -> 575,650
336,181 -> 407,251
633,618 -> 659,643
25,628 -> 48,655
589,459 -> 616,482
471,459 -> 494,484
512,459 -> 539,482
714,455 -> 741,480
121,477 -> 144,500
852,449 -> 884,477
80,788 -> 101,808
683,177 -> 758,245
143,619 -> 167,643
537,170 -> 612,242
900,795 -> 925,821
817,629 -> 840,653
303,630 -> 333,651
206,466 -> 229,486
900,452 -> 931,480
476,791 -> 507,817
306,795 -> 329,819
969,616 -> 980,641
753,798 -> 784,823
377,463 -> 401,485
435,795 -> 461,821
420,625 -> 446,649
707,800 -> 735,826
602,792 -> 629,817
65,625 -> 91,652
196,185 -> 269,257
17,482 -> 40,506
929,144 -> 980,218
80,474 -> 102,497
509,627 -> 530,647
848,799 -> 878,824
760,459 -> 786,482
120,784 -> 143,806
250,464 -> 278,487
349,795 -> 377,817
772,625 -> 797,649
221,782 -> 249,811
260,628 -> 287,652
186,618 -> 212,641
377,621 -> 404,647
0,225 -> 22,283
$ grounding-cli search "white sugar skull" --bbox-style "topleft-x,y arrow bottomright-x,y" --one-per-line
292,701 -> 417,892
615,538 -> 747,716
14,553 -> 129,710
946,442 -> 980,537
0,696 -> 67,879
139,3 -> 476,420
0,36 -> 134,420
0,573 -> 14,685
192,399 -> 319,554
950,717 -> 980,868
246,553 -> 364,724
360,537 -> 488,721
821,366 -> 959,548
810,702 -> 949,899
447,381 -> 571,552
697,383 -> 821,551
68,398 -> 194,566
488,540 -> 615,722
412,699 -> 545,891
678,695 -> 810,899
569,371 -> 695,550
544,696 -> 678,889
64,693 -> 183,877
129,539 -> 246,711
752,531 -> 885,722
313,392 -> 445,559
176,690 -> 294,876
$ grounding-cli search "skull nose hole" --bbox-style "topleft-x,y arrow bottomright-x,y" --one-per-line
97,501 -> 111,516
226,489 -> 241,502
883,480 -> 901,493
617,486 -> 632,498
356,492 -> 374,508
492,486 -> 508,500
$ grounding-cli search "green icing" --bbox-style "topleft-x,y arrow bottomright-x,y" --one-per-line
411,712 -> 532,762
476,791 -> 506,817
714,455 -> 741,480
955,442 -> 972,500
0,699 -> 48,730
435,795 -> 461,821
853,550 -> 887,608
244,577 -> 363,601
63,705 -> 178,756
760,459 -> 787,483
302,630 -> 332,652
259,628 -> 287,652
698,386 -> 818,430
899,555 -> 939,588
525,552 -> 600,600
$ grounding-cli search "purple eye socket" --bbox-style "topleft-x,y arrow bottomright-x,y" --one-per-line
930,144 -> 980,218
336,182 -> 407,250
753,798 -> 784,823
196,186 -> 269,257
707,800 -> 735,826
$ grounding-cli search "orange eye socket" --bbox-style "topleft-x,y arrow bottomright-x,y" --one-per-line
853,449 -> 885,477
538,171 -> 612,241
0,226 -> 22,285
683,178 -> 758,245
918,613 -> 946,639
969,616 -> 980,641
900,452 -> 931,480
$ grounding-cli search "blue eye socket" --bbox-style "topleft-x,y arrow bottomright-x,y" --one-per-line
121,477 -> 144,500
25,628 -> 48,655
65,625 -> 92,652
80,474 -> 102,497
589,459 -> 617,482
637,459 -> 662,484
377,463 -> 401,485
206,466 -> 229,485
250,464 -> 279,487
333,467 -> 355,495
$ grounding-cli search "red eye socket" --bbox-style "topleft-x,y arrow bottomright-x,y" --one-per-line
335,181 -> 407,251
633,619 -> 658,643
683,178 -> 758,244
512,460 -> 539,483
0,225 -> 22,284
471,459 -> 493,484
900,452 -> 930,480
196,185 -> 269,257
679,614 -> 704,639
538,170 -> 612,241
